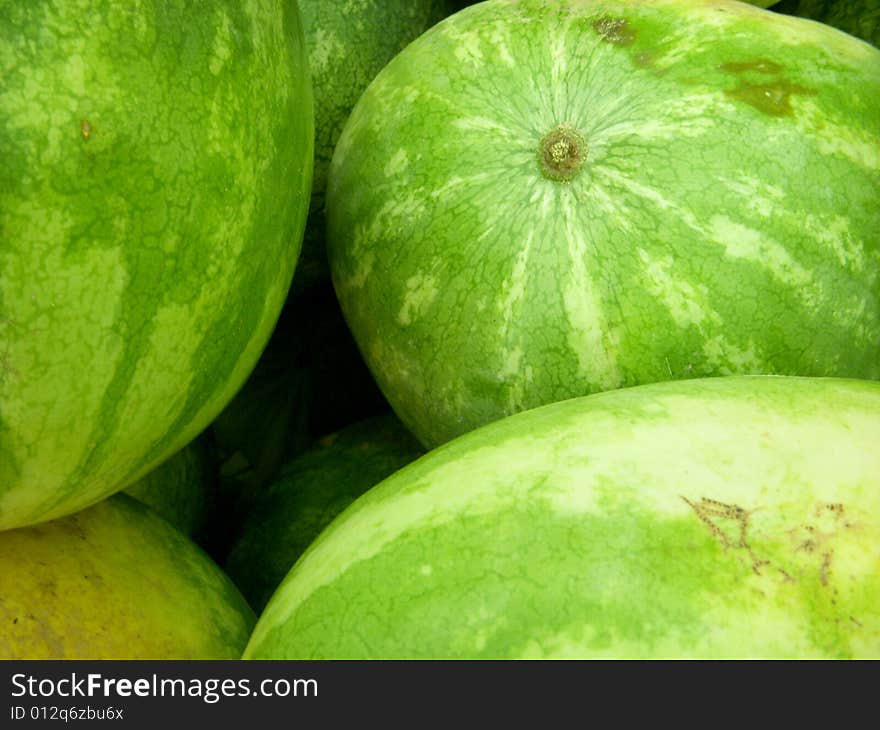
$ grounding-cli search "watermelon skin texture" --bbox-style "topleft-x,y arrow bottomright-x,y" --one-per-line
449,0 -> 782,8
293,0 -> 454,290
244,376 -> 880,660
210,285 -> 389,521
326,0 -> 880,449
773,1 -> 879,46
0,494 -> 255,659
0,1 -> 313,529
226,412 -> 424,611
124,432 -> 216,543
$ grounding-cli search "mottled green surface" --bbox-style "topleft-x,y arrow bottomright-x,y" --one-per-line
327,0 -> 880,448
124,432 -> 215,541
209,285 -> 388,536
0,494 -> 254,659
226,412 -> 423,611
245,376 -> 880,659
773,1 -> 879,46
294,0 -> 454,290
0,0 -> 313,529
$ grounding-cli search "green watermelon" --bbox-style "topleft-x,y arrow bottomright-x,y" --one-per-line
244,376 -> 880,659
326,0 -> 880,449
123,432 -> 216,542
210,285 -> 388,536
226,412 -> 424,611
211,320 -> 312,518
772,1 -> 879,46
293,0 -> 455,290
0,0 -> 313,530
451,0 -> 782,8
0,494 -> 254,659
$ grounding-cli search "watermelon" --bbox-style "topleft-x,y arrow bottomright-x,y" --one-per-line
293,0 -> 455,290
226,412 -> 423,611
210,285 -> 388,536
454,3 -> 785,16
0,0 -> 313,529
326,0 -> 880,449
123,432 -> 216,543
211,320 -> 312,519
0,494 -> 254,659
244,376 -> 880,660
772,1 -> 879,46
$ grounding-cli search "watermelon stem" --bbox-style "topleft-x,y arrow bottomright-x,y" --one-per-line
538,124 -> 587,182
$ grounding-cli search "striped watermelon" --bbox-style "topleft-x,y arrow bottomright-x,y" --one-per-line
0,494 -> 254,659
210,284 -> 388,521
294,0 -> 454,289
124,432 -> 216,543
226,412 -> 424,611
326,0 -> 880,449
244,376 -> 880,659
0,1 -> 313,529
449,1 -> 781,9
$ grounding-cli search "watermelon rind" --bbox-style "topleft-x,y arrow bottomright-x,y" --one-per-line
0,0 -> 313,529
327,0 -> 880,448
244,375 -> 880,660
0,494 -> 255,659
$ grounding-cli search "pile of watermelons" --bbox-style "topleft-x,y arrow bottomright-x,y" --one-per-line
1,0 -> 878,659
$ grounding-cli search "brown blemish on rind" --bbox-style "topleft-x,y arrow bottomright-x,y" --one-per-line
685,496 -> 862,616
80,119 -> 92,140
719,60 -> 816,118
682,497 -> 749,549
790,503 -> 853,588
682,497 -> 793,581
725,80 -> 816,118
592,16 -> 638,47
820,551 -> 833,586
819,502 -> 845,517
792,503 -> 851,552
797,537 -> 817,554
